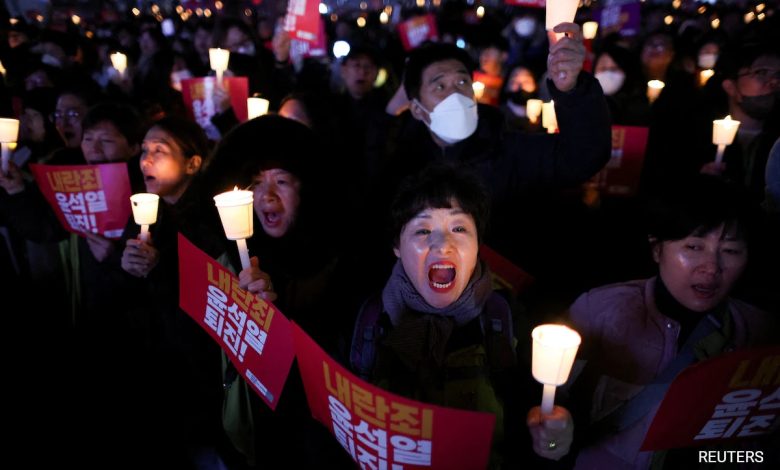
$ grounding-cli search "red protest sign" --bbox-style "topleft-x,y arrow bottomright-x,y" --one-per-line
284,0 -> 320,44
588,126 -> 649,197
178,233 -> 295,410
292,324 -> 496,469
290,18 -> 327,61
181,76 -> 249,128
397,15 -> 439,52
642,346 -> 780,451
30,163 -> 131,239
479,245 -> 535,296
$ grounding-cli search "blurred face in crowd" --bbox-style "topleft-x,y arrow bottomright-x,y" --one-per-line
394,202 -> 479,309
641,33 -> 674,79
725,54 -> 780,120
653,223 -> 748,313
193,27 -> 213,57
479,46 -> 505,77
20,108 -> 46,143
25,69 -> 53,91
140,126 -> 201,204
224,26 -> 254,55
411,59 -> 474,124
82,121 -> 138,164
53,93 -> 88,149
252,168 -> 301,238
341,55 -> 378,100
139,30 -> 160,57
8,30 -> 27,49
279,99 -> 312,128
507,66 -> 536,93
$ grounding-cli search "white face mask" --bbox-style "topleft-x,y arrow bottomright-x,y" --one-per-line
236,43 -> 256,57
595,70 -> 626,96
698,53 -> 718,69
415,93 -> 479,144
514,18 -> 536,38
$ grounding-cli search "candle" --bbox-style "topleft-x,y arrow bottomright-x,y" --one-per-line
542,101 -> 557,134
582,21 -> 599,40
214,187 -> 254,269
472,81 -> 485,100
209,48 -> 230,86
712,115 -> 740,164
247,97 -> 270,120
526,99 -> 543,124
110,52 -> 127,78
699,69 -> 714,87
0,117 -> 19,174
546,0 -> 580,35
646,80 -> 665,104
130,193 -> 160,242
532,324 -> 581,415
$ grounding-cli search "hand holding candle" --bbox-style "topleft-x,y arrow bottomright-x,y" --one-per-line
712,115 -> 740,165
130,193 -> 160,242
0,118 -> 20,174
531,324 -> 581,415
214,187 -> 254,269
209,48 -> 230,87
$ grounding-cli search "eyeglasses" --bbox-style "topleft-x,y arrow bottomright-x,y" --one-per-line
50,110 -> 82,122
738,68 -> 780,83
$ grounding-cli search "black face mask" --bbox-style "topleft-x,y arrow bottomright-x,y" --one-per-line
507,90 -> 536,105
740,92 -> 777,120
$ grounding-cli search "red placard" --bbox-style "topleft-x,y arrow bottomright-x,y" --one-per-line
178,233 -> 295,410
292,323 -> 496,469
642,346 -> 780,451
181,77 -> 249,129
479,245 -> 534,296
30,163 -> 131,239
290,18 -> 327,61
397,15 -> 439,52
588,126 -> 649,197
284,0 -> 320,45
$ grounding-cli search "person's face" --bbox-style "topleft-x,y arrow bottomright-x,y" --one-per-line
279,99 -> 312,128
193,28 -> 213,56
140,127 -> 200,203
734,54 -> 780,98
224,26 -> 252,53
653,224 -> 748,313
24,70 -> 53,91
252,168 -> 301,238
479,47 -> 504,77
595,53 -> 622,74
507,67 -> 536,93
412,59 -> 473,123
21,108 -> 46,142
8,31 -> 27,49
53,94 -> 88,148
341,55 -> 378,100
641,34 -> 674,72
82,121 -> 138,164
394,203 -> 479,309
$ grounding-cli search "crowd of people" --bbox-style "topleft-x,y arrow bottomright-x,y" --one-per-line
0,1 -> 778,469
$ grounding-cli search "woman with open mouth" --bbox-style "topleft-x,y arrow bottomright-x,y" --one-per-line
566,174 -> 778,469
351,163 -> 574,468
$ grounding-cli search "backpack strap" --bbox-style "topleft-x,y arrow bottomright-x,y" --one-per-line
480,292 -> 518,372
350,294 -> 386,381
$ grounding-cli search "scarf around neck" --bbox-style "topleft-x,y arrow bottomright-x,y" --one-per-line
381,258 -> 493,327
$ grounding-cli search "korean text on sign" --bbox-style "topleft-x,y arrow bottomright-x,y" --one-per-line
325,362 -> 433,469
205,263 -> 275,361
48,168 -> 107,234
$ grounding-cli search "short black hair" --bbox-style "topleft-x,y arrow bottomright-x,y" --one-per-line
342,45 -> 381,67
644,175 -> 758,247
82,102 -> 144,147
717,42 -> 780,80
403,42 -> 475,101
390,163 -> 490,248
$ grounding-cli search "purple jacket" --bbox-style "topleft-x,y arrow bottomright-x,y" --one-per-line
568,277 -> 777,470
